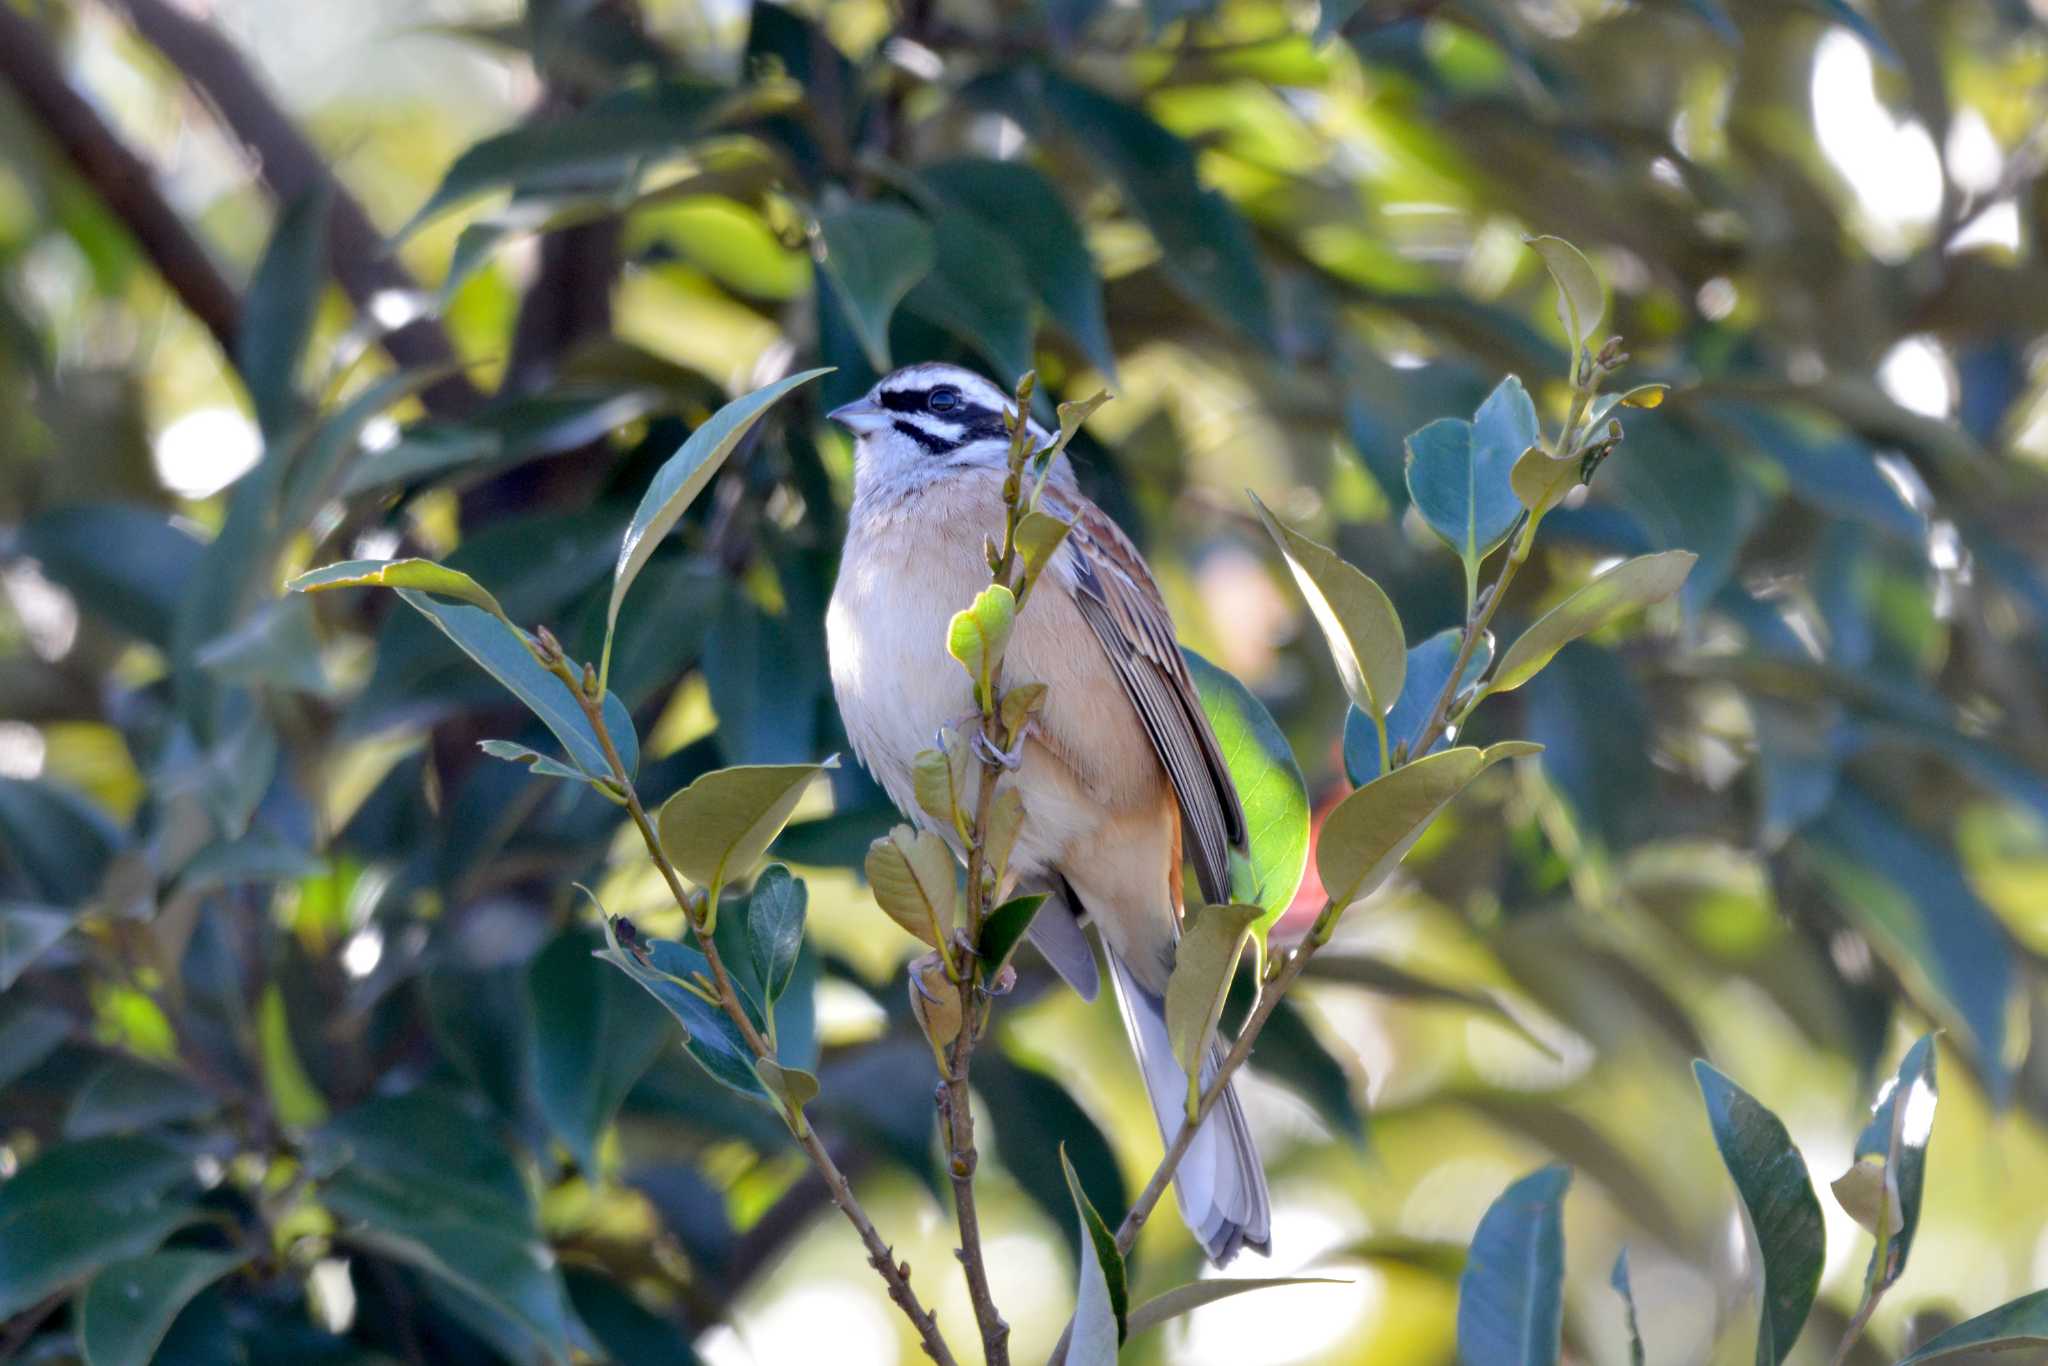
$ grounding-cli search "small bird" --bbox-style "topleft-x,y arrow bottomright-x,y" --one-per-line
826,362 -> 1271,1265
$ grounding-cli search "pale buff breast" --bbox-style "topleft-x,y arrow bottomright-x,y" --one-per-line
827,470 -> 1168,882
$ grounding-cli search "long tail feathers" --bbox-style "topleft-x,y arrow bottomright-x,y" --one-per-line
1106,951 -> 1271,1265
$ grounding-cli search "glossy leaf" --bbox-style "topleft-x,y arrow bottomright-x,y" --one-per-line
594,919 -> 768,1100
1342,628 -> 1494,783
1163,903 -> 1260,1110
1526,235 -> 1606,347
605,368 -> 831,678
1318,743 -> 1539,914
1406,417 -> 1524,575
1457,1165 -> 1571,1366
816,203 -> 935,371
656,760 -> 834,897
291,555 -> 509,622
745,864 -> 806,1004
1694,1061 -> 1825,1365
77,1249 -> 249,1366
980,892 -> 1047,976
1487,551 -> 1697,695
1897,1289 -> 2048,1363
864,824 -> 958,949
1126,1277 -> 1342,1338
1251,493 -> 1405,721
1852,1032 -> 1938,1289
1064,1144 -> 1128,1357
923,157 -> 1116,375
1182,648 -> 1310,930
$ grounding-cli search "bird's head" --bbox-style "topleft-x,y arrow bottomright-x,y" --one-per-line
828,363 -> 1056,498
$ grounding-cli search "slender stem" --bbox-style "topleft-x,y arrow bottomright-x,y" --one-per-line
1409,525 -> 1527,761
556,655 -> 956,1365
1830,1287 -> 1887,1366
1114,901 -> 1335,1255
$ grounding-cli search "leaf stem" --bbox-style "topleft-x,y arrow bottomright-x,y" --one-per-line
552,653 -> 956,1365
1410,521 -> 1526,762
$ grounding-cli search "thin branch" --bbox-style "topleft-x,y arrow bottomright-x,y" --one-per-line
0,4 -> 241,358
538,643 -> 955,1365
98,0 -> 481,417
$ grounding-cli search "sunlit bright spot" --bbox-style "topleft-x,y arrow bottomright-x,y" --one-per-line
1945,108 -> 2005,195
2,563 -> 78,661
1173,1203 -> 1365,1366
352,529 -> 402,561
1949,200 -> 2022,255
308,1258 -> 357,1334
1810,28 -> 1943,254
700,1284 -> 897,1366
1696,277 -> 1737,321
1874,452 -> 1934,516
154,406 -> 262,500
1401,1158 -> 1523,1243
361,414 -> 400,454
1899,1073 -> 1938,1147
369,289 -> 427,332
341,927 -> 384,979
0,722 -> 47,780
1878,336 -> 1956,420
969,111 -> 1027,160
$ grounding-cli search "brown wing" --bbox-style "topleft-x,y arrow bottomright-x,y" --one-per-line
1050,492 -> 1246,905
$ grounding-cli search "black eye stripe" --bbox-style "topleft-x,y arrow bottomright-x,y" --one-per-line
892,419 -> 951,454
878,389 -> 925,413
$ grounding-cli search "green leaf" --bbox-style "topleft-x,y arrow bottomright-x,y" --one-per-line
1457,1165 -> 1571,1366
1897,1288 -> 2048,1363
1488,551 -> 1697,695
398,81 -> 727,237
196,596 -> 330,694
1250,493 -> 1405,721
912,735 -> 974,842
1342,628 -> 1494,783
1,901 -> 73,991
477,739 -> 598,785
77,1249 -> 249,1366
18,504 -> 203,650
1693,1061 -> 1825,1365
904,207 -> 1038,387
1127,1277 -> 1343,1338
0,779 -> 118,903
1612,1248 -> 1646,1366
1525,235 -> 1606,347
239,185 -> 330,440
753,1059 -> 820,1111
979,1054 -> 1127,1263
1163,903 -> 1261,1113
288,556 -> 511,624
1852,1032 -> 1938,1289
594,920 -> 768,1101
0,999 -> 71,1091
1015,510 -> 1073,602
281,364 -> 468,528
1063,1144 -> 1128,1357
745,864 -> 806,1004
0,1136 -> 197,1319
816,203 -> 935,371
923,157 -> 1116,377
1405,417 -> 1523,577
1511,443 -> 1581,518
389,588 -> 636,779
986,785 -> 1027,884
605,368 -> 831,683
1040,73 -> 1273,346
863,824 -> 958,949
528,929 -> 669,1172
980,892 -> 1048,977
1182,649 -> 1310,933
1317,743 -> 1539,914
656,760 -> 834,899
65,1058 -> 217,1138
947,584 -> 1017,706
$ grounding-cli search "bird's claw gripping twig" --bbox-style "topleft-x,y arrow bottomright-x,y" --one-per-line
973,727 -> 1026,771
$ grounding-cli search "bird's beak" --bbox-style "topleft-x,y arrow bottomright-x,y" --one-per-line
827,397 -> 889,435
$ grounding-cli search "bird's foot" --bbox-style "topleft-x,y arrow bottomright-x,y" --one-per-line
972,726 -> 1028,771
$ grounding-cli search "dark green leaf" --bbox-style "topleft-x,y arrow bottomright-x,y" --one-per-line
196,596 -> 330,694
745,865 -> 806,1004
239,186 -> 330,440
1405,416 -> 1523,576
816,204 -> 935,372
0,901 -> 72,990
1063,1143 -> 1127,1354
980,1052 -> 1127,1263
0,778 -> 119,904
903,208 -> 1037,387
65,1057 -> 217,1138
923,158 -> 1116,375
0,1136 -> 197,1319
281,364 -> 467,527
1693,1061 -> 1825,1365
564,1267 -> 701,1366
1896,1288 -> 2048,1363
595,919 -> 768,1100
980,892 -> 1048,977
605,368 -> 832,679
18,505 -> 202,650
528,929 -> 670,1172
77,1249 -> 249,1366
1853,1032 -> 1937,1289
0,999 -> 71,1091
1457,1165 -> 1571,1366
1182,649 -> 1310,933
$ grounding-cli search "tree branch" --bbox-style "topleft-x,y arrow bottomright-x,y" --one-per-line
0,4 -> 241,359
98,0 -> 481,417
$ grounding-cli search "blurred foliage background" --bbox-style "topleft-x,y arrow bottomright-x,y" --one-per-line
4,0 -> 2048,1362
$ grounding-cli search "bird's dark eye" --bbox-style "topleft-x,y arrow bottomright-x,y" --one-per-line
928,386 -> 962,413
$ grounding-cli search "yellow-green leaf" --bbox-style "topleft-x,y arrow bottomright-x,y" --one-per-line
1525,234 -> 1606,346
1487,551 -> 1697,696
947,584 -> 1017,704
1511,444 -> 1579,517
656,760 -> 836,902
1164,904 -> 1261,1113
1250,494 -> 1405,720
1001,682 -> 1048,746
753,1059 -> 821,1111
1014,511 -> 1072,599
907,951 -> 963,1050
912,736 -> 974,842
986,786 -> 1026,883
865,824 -> 958,948
1619,384 -> 1666,409
1830,1157 -> 1902,1239
287,558 -> 511,628
1317,743 -> 1539,914
1055,390 -> 1112,452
